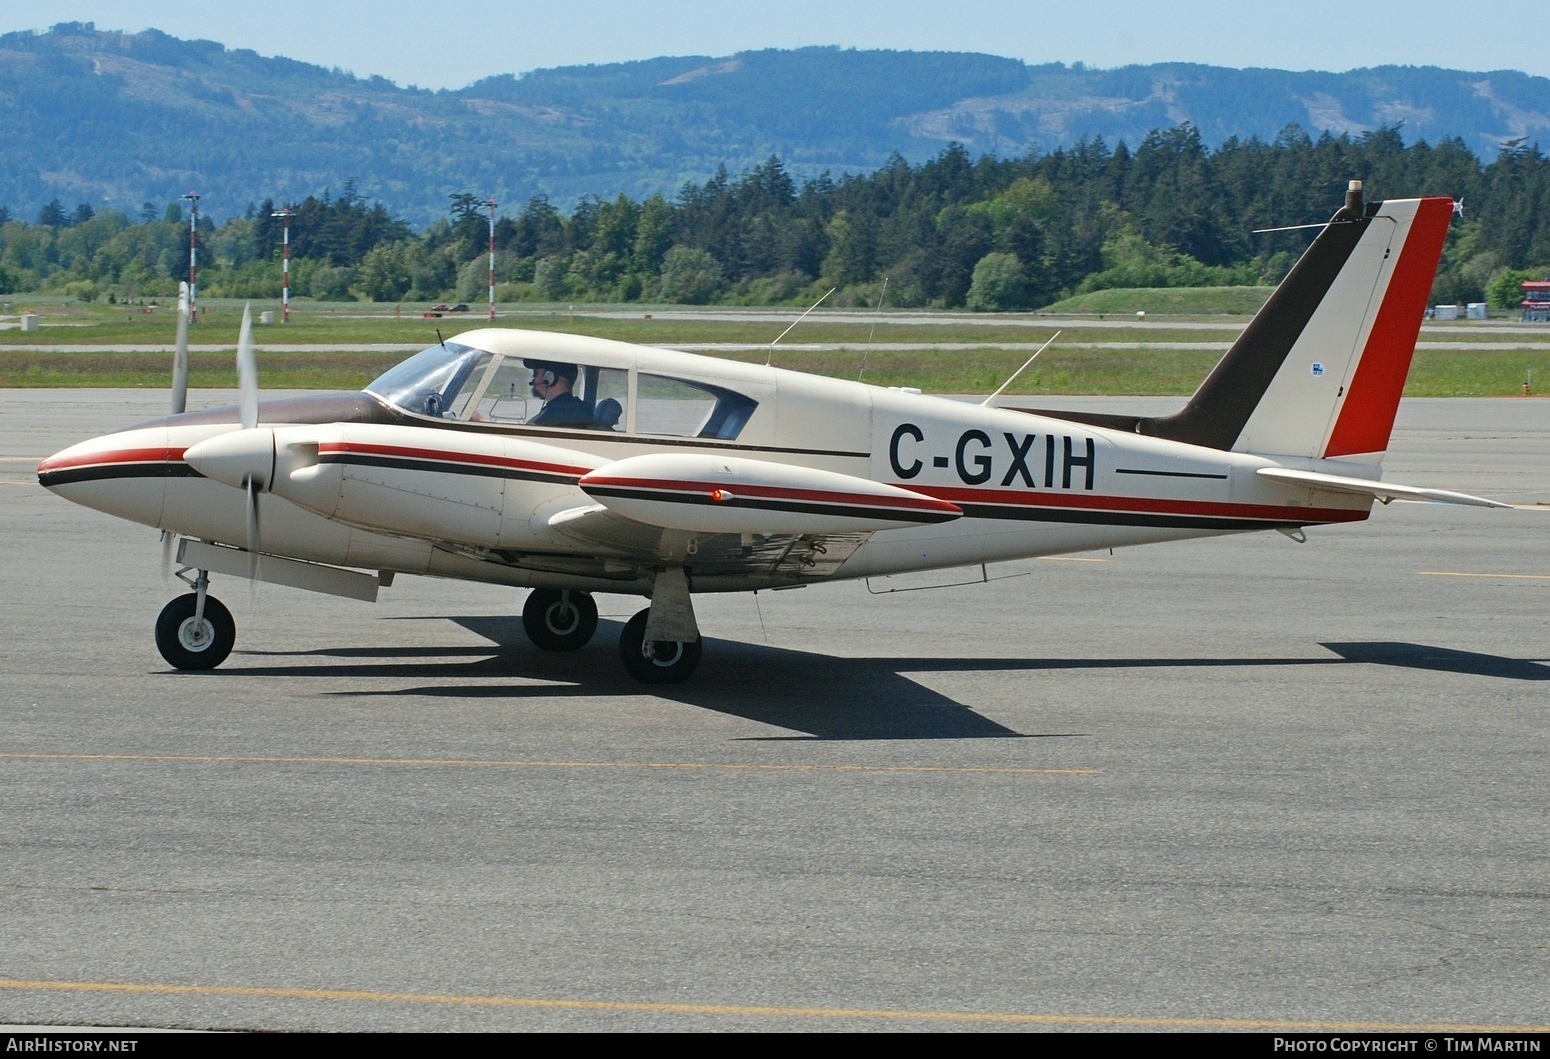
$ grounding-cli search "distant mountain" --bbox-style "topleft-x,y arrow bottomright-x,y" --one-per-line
7,22 -> 1550,226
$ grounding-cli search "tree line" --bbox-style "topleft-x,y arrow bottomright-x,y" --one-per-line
5,124 -> 1550,311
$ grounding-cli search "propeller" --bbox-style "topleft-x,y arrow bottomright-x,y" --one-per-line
165,303 -> 268,590
236,304 -> 262,587
171,282 -> 190,415
163,282 -> 192,578
238,302 -> 258,431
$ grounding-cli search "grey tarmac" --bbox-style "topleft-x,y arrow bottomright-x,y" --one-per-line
1,391 -> 1547,1032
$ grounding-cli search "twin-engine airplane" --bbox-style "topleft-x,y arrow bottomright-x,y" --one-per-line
39,182 -> 1505,683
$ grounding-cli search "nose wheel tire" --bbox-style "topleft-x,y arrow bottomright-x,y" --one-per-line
522,589 -> 598,651
155,593 -> 236,671
618,608 -> 702,684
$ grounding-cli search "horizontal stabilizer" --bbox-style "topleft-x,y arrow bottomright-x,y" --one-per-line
580,453 -> 962,535
1256,467 -> 1509,508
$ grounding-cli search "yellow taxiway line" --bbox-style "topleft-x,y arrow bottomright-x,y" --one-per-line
0,752 -> 1094,776
0,978 -> 1544,1031
1421,570 -> 1550,580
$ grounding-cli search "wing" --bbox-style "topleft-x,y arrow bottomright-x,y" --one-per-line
544,453 -> 962,584
544,502 -> 873,581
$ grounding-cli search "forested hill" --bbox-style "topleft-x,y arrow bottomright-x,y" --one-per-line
8,22 -> 1550,224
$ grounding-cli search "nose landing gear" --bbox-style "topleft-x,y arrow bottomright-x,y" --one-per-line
155,569 -> 235,670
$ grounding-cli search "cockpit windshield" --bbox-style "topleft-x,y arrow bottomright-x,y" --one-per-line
365,342 -> 489,419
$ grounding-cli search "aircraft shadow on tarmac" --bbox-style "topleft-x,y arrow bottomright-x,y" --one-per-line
212,620 -> 1550,740
1320,641 -> 1550,681
227,617 -> 1027,740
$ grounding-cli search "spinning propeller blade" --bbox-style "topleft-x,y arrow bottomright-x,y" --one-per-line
161,283 -> 194,570
171,282 -> 190,415
237,303 -> 258,431
238,303 -> 262,585
244,474 -> 261,589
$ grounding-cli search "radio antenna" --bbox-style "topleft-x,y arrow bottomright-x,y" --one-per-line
858,276 -> 888,381
1252,222 -> 1329,234
981,330 -> 1060,407
767,287 -> 834,367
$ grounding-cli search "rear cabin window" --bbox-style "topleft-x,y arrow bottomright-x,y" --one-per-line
636,374 -> 758,440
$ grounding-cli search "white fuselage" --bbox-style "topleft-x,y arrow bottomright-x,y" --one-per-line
39,331 -> 1371,600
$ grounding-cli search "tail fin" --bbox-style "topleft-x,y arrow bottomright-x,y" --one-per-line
1144,184 -> 1453,462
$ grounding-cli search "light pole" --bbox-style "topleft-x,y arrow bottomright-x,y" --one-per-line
271,207 -> 295,323
181,191 -> 199,322
486,198 -> 498,321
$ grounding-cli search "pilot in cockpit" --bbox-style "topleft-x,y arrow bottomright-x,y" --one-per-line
525,361 -> 593,428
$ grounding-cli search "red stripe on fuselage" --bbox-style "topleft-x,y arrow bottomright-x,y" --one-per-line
914,484 -> 1368,524
318,441 -> 594,478
37,446 -> 186,474
1323,197 -> 1454,458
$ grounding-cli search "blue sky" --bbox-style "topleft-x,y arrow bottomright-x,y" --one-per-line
2,1 -> 1541,89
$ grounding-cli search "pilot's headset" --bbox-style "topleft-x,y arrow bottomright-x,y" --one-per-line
528,361 -> 573,397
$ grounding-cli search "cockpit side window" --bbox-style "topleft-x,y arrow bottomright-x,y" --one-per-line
466,358 -> 630,430
586,367 -> 629,431
464,357 -> 534,423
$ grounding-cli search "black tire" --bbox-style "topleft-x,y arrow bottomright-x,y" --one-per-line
618,607 -> 702,684
155,594 -> 236,671
522,589 -> 598,651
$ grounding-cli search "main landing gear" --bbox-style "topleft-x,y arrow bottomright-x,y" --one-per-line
618,608 -> 702,684
155,569 -> 235,670
521,588 -> 599,651
521,582 -> 704,685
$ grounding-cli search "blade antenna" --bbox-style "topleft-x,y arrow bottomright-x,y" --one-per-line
859,276 -> 888,381
767,287 -> 834,367
171,282 -> 190,414
981,330 -> 1060,407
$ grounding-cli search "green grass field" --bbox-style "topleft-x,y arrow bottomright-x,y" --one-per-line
0,300 -> 1230,348
3,299 -> 1548,397
1039,285 -> 1275,315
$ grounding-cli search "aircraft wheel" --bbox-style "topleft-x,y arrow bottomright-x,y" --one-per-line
155,593 -> 236,671
522,589 -> 598,651
618,608 -> 702,684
